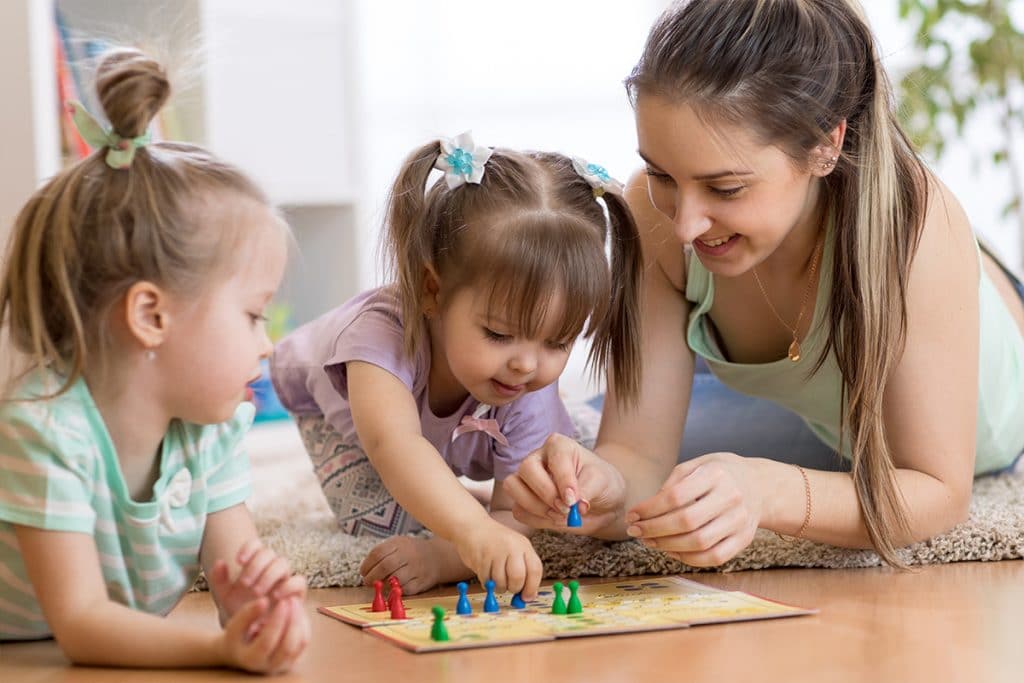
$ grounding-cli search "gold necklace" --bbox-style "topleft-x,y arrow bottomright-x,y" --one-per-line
751,233 -> 824,362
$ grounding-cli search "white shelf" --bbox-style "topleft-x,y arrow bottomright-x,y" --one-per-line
0,0 -> 366,329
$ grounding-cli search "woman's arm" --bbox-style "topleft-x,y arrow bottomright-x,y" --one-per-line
14,525 -> 301,672
630,176 -> 980,562
773,176 -> 978,547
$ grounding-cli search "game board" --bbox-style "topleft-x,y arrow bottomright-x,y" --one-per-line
318,575 -> 816,652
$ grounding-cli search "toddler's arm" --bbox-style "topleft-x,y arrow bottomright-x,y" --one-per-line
347,361 -> 542,596
14,525 -> 304,673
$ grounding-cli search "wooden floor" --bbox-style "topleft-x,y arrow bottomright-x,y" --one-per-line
3,560 -> 1022,682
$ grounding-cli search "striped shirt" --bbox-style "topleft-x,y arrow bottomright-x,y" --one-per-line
0,369 -> 252,640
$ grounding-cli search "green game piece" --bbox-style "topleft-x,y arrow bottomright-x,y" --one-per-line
430,605 -> 449,642
567,580 -> 583,614
551,581 -> 567,615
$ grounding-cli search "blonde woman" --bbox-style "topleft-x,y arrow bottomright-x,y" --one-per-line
504,0 -> 1024,567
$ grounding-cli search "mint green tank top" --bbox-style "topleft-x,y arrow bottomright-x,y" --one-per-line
685,228 -> 1024,474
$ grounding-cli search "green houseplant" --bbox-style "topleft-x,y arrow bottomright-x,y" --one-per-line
896,0 -> 1024,265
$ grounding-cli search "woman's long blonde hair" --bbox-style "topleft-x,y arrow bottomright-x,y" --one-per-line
0,47 -> 275,397
627,0 -> 929,565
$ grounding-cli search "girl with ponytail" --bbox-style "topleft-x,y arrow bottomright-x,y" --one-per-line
0,49 -> 309,671
505,0 -> 1024,568
271,133 -> 642,597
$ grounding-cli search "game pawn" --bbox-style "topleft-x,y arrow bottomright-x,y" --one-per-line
430,606 -> 450,642
510,592 -> 526,609
371,579 -> 387,612
483,579 -> 500,613
567,502 -> 582,527
567,580 -> 583,614
551,581 -> 567,615
456,582 -> 472,615
389,585 -> 407,619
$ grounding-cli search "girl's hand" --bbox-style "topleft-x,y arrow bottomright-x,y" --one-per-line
503,433 -> 627,534
626,452 -> 763,566
453,522 -> 543,600
359,536 -> 446,596
208,539 -> 307,621
219,596 -> 310,674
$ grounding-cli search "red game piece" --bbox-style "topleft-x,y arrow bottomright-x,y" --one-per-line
389,586 -> 407,619
371,579 -> 387,612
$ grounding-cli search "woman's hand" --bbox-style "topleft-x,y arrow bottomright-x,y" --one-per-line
626,452 -> 763,566
503,433 -> 627,535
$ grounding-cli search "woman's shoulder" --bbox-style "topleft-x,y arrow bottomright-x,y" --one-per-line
913,173 -> 976,279
624,169 -> 686,292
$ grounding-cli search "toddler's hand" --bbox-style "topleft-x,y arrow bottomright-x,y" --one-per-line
360,536 -> 445,596
209,539 -> 307,621
219,596 -> 309,675
454,522 -> 543,600
503,433 -> 626,534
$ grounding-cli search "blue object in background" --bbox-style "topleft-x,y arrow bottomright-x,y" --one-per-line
249,358 -> 290,423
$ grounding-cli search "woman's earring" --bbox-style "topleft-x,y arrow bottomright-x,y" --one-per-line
145,349 -> 156,361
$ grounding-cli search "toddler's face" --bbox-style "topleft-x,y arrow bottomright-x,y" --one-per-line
431,286 -> 573,409
159,206 -> 288,424
635,94 -> 823,278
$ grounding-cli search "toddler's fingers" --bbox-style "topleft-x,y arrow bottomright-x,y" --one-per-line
248,598 -> 290,665
235,538 -> 264,566
272,573 -> 308,602
251,555 -> 292,596
504,554 -> 527,596
361,552 -> 408,585
268,599 -> 307,673
358,542 -> 398,578
237,547 -> 276,588
523,549 -> 543,601
208,559 -> 231,593
224,598 -> 268,644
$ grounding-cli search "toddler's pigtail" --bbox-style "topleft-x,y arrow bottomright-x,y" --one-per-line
383,141 -> 445,358
591,192 -> 642,407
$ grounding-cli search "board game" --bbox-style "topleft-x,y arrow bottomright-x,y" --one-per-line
318,575 -> 816,652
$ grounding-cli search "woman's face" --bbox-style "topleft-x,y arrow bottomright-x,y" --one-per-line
635,93 -> 824,277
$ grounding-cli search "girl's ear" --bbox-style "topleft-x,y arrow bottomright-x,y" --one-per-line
122,281 -> 170,350
422,265 -> 441,318
812,119 -> 848,177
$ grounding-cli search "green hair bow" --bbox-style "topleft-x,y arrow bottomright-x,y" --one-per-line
67,100 -> 152,169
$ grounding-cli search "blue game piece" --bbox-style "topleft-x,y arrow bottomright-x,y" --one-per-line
456,581 -> 472,615
483,579 -> 500,613
510,592 -> 526,609
567,502 -> 582,527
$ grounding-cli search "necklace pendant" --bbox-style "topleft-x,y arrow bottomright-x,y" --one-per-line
788,339 -> 801,362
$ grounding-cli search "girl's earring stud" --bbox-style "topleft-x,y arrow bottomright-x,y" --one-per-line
145,349 -> 156,361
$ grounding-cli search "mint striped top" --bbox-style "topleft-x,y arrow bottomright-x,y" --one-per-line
0,369 -> 253,640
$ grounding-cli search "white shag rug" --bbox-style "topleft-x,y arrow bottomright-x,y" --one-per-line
239,404 -> 1024,589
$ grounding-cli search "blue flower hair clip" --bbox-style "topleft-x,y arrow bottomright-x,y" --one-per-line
571,157 -> 624,198
434,131 -> 494,189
